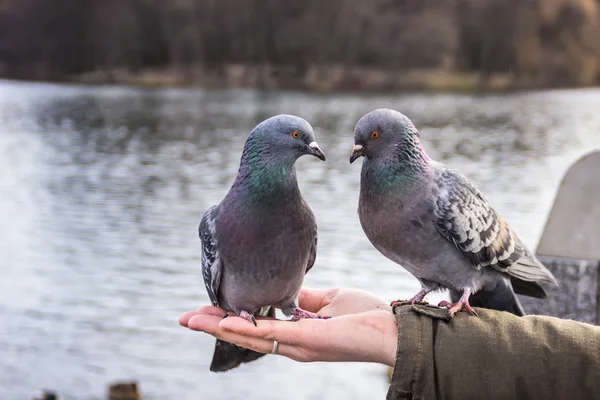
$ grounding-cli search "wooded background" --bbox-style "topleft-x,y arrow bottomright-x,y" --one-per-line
0,0 -> 599,90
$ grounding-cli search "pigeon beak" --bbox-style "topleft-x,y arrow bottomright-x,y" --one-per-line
349,144 -> 364,164
308,141 -> 326,161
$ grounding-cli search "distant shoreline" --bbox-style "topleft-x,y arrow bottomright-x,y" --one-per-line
3,65 -> 598,94
73,66 -> 516,93
70,66 -> 534,93
1,65 -> 584,94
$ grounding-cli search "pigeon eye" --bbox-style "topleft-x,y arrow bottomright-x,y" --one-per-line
291,130 -> 301,139
371,131 -> 380,139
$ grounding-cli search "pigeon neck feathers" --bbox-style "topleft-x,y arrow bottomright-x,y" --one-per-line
362,134 -> 431,196
232,133 -> 301,204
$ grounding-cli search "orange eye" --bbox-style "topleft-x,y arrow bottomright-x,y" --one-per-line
371,131 -> 380,139
291,130 -> 301,139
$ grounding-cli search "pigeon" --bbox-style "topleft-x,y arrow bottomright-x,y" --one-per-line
199,114 -> 327,372
349,109 -> 558,317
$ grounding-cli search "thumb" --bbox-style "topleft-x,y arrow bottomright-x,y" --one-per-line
297,288 -> 340,312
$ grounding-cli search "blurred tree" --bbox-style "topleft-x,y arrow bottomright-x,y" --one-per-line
0,0 -> 597,87
0,0 -> 93,79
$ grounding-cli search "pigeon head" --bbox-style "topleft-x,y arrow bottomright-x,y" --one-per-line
233,114 -> 325,201
350,109 -> 422,164
246,114 -> 325,164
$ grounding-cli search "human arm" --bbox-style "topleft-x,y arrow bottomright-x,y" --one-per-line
389,305 -> 600,400
180,288 -> 600,399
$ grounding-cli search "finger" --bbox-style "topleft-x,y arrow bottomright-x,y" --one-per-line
297,288 -> 340,313
219,314 -> 330,347
319,289 -> 389,315
196,305 -> 228,316
179,306 -> 227,327
216,330 -> 307,361
179,311 -> 202,327
187,314 -> 225,334
187,315 -> 275,353
188,313 -> 304,347
188,315 -> 308,361
216,328 -> 308,361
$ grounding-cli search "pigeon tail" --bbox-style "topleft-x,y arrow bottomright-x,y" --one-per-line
452,279 -> 525,316
209,306 -> 275,372
507,254 -> 558,290
209,339 -> 266,372
510,276 -> 548,299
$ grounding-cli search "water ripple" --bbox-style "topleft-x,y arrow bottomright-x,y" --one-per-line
1,80 -> 599,399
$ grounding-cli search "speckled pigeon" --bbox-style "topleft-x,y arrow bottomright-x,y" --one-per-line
349,109 -> 558,317
199,114 -> 327,372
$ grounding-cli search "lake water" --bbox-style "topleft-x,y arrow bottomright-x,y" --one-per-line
1,79 -> 599,400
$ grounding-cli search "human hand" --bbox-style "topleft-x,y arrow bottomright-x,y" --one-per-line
179,288 -> 398,366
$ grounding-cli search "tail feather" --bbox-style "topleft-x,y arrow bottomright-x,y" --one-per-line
467,289 -> 525,316
209,306 -> 276,372
510,276 -> 548,299
209,339 -> 267,372
507,251 -> 558,288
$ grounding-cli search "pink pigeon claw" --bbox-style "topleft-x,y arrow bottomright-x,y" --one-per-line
438,289 -> 479,317
239,310 -> 258,326
390,288 -> 432,312
290,308 -> 330,322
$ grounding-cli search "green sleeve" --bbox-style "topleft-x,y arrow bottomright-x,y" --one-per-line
387,305 -> 600,400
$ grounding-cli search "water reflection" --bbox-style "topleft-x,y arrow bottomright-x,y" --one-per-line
1,80 -> 599,399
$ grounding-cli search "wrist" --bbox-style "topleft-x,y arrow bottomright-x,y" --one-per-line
378,309 -> 399,367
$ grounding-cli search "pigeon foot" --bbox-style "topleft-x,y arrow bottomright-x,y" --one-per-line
239,310 -> 257,326
390,289 -> 431,312
438,288 -> 478,317
290,308 -> 330,322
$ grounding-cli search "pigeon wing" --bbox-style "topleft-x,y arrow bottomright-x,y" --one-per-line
305,225 -> 318,275
433,168 -> 524,272
199,205 -> 222,306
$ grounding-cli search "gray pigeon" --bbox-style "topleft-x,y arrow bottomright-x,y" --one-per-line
350,109 -> 558,317
199,114 -> 327,372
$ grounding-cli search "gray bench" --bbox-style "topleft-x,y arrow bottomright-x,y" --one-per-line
519,151 -> 600,324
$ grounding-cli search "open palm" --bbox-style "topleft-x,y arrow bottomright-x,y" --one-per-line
179,288 -> 398,366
